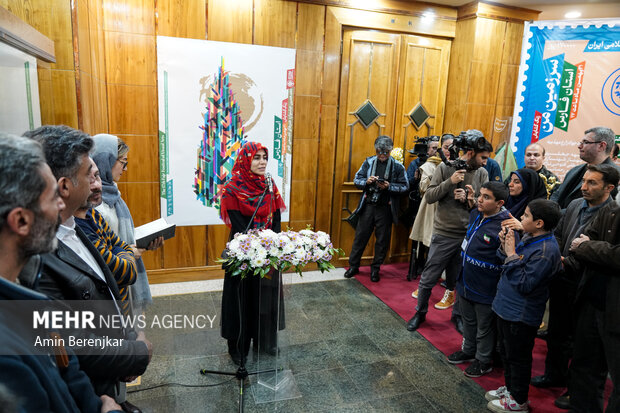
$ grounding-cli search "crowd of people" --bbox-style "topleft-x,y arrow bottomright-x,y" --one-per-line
0,123 -> 618,412
344,127 -> 620,412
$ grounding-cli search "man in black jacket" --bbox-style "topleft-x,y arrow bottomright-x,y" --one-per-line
531,164 -> 618,408
550,127 -> 619,209
566,196 -> 620,413
19,126 -> 151,412
0,133 -> 122,412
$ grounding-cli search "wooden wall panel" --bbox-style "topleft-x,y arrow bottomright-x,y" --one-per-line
288,180 -> 316,222
48,0 -> 75,71
296,3 -> 324,51
157,0 -> 206,39
116,182 -> 160,226
467,61 -> 501,105
321,7 -> 341,106
51,70 -> 79,127
315,104 -> 337,231
295,50 -> 323,96
207,0 -> 252,43
206,225 -> 229,266
291,138 -> 319,181
162,226 -> 207,268
117,135 -> 159,182
107,84 -> 158,135
293,95 -> 320,139
103,0 -> 155,34
104,31 -> 156,85
254,0 -> 296,48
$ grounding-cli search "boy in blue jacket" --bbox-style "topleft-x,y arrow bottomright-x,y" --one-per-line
486,199 -> 562,412
448,181 -> 510,378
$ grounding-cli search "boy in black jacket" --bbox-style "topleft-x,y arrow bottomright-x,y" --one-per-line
448,181 -> 509,377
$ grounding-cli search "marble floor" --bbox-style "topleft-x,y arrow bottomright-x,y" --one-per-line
127,277 -> 488,412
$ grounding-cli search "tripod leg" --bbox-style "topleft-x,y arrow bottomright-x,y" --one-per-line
407,241 -> 417,281
239,376 -> 244,413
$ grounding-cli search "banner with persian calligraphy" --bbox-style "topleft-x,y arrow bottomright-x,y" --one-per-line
157,37 -> 295,226
510,20 -> 620,179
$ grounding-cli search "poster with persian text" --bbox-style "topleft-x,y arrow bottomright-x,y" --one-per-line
157,36 -> 295,226
510,19 -> 620,179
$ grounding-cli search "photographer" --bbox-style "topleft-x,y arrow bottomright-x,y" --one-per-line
407,130 -> 492,332
344,136 -> 408,282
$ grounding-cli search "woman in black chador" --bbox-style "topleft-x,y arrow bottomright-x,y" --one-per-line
219,141 -> 287,365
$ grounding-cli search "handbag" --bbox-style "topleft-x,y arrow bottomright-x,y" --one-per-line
345,210 -> 360,229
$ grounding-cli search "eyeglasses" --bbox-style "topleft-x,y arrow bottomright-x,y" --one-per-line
579,139 -> 600,146
118,159 -> 129,170
376,150 -> 391,155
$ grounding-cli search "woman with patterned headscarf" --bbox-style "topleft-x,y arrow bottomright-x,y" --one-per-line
219,141 -> 287,365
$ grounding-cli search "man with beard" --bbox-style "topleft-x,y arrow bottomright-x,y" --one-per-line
19,125 -> 151,412
407,129 -> 492,332
75,159 -> 137,316
0,133 -> 122,412
535,164 -> 618,410
550,127 -> 619,209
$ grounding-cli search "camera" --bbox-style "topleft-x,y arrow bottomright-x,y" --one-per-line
408,135 -> 440,165
437,130 -> 489,171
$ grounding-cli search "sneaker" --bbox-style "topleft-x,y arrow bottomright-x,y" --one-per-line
485,386 -> 509,401
464,359 -> 493,377
487,395 -> 529,412
447,350 -> 475,364
411,289 -> 418,299
434,289 -> 455,309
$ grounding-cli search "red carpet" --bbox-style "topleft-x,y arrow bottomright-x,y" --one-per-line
354,262 -> 610,413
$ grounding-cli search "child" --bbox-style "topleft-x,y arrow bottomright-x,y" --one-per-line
487,199 -> 562,412
448,181 -> 509,378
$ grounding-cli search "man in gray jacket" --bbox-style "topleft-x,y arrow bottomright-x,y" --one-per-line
407,130 -> 492,332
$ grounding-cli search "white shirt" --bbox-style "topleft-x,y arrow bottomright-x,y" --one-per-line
56,217 -> 121,315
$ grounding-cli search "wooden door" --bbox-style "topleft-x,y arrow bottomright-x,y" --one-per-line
331,29 -> 451,265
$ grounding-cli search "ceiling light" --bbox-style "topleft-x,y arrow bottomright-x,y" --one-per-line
564,11 -> 582,19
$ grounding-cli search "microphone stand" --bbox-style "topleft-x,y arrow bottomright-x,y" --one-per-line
200,178 -> 277,413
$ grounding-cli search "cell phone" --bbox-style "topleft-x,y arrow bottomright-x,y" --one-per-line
377,178 -> 386,182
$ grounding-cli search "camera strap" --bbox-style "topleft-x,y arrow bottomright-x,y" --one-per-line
369,156 -> 393,181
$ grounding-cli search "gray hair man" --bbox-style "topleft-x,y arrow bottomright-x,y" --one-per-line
550,127 -> 620,209
0,133 -> 121,412
344,135 -> 409,282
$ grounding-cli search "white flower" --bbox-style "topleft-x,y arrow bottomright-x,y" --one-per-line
259,229 -> 277,238
228,239 -> 241,254
251,255 -> 267,268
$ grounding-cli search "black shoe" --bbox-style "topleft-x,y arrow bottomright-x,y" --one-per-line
344,267 -> 359,278
452,315 -> 464,335
370,269 -> 380,282
530,374 -> 566,388
537,329 -> 549,340
120,401 -> 142,413
406,312 -> 426,331
554,391 -> 570,410
464,359 -> 493,377
447,350 -> 475,364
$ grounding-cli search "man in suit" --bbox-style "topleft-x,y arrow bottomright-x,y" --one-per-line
19,125 -> 151,413
566,193 -> 620,412
550,127 -> 619,209
0,133 -> 122,412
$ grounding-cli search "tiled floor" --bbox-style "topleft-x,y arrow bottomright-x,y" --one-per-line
127,279 -> 488,412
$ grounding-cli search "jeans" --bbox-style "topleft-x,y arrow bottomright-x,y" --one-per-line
497,317 -> 537,405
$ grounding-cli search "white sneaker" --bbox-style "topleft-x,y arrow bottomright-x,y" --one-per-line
434,289 -> 455,310
487,394 -> 529,412
485,386 -> 509,401
411,289 -> 418,299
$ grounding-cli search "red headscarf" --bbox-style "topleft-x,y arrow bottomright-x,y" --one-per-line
219,142 -> 286,228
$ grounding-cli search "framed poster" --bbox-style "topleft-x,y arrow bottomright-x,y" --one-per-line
157,36 -> 295,226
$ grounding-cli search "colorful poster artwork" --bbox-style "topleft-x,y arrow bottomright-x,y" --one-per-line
510,20 -> 620,179
157,37 -> 295,226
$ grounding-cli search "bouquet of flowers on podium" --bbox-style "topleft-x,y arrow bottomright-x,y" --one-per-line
221,227 -> 343,279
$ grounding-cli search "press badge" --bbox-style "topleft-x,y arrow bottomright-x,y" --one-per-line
461,238 -> 468,251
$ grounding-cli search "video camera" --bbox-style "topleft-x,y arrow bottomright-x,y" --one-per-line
437,130 -> 489,171
407,135 -> 440,165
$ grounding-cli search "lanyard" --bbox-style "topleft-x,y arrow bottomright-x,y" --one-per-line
466,214 -> 490,241
516,235 -> 554,253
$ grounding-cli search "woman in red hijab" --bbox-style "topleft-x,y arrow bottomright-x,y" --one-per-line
219,142 -> 287,365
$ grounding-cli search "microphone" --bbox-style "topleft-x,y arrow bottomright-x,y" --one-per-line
265,172 -> 273,193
